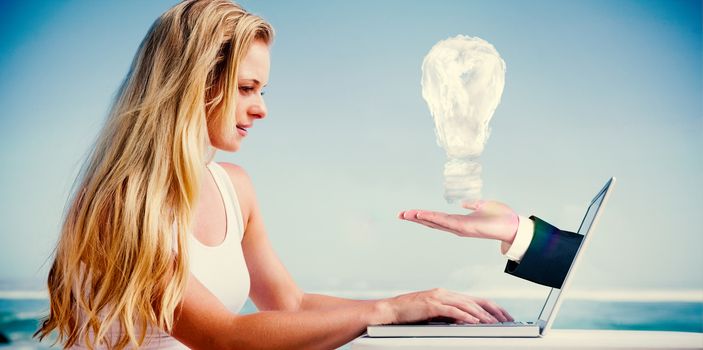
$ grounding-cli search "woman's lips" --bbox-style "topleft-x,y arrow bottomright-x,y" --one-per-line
236,126 -> 248,136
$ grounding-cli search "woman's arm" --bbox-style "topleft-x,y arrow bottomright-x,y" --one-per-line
172,272 -> 506,350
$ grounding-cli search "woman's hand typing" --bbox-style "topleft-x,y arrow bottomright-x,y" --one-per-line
373,288 -> 513,325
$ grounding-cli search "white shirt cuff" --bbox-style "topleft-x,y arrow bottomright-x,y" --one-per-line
500,215 -> 534,262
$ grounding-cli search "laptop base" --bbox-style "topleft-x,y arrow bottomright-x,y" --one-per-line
367,322 -> 540,338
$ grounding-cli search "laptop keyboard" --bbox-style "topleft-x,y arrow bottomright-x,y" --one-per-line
499,321 -> 531,325
419,318 -> 534,326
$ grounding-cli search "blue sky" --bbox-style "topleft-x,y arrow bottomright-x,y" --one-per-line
0,0 -> 701,296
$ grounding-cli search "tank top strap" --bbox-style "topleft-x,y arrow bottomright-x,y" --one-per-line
207,162 -> 246,241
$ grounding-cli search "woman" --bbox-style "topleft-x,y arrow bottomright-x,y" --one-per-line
36,1 -> 516,349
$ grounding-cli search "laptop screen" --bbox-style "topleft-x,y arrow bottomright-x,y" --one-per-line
536,179 -> 612,326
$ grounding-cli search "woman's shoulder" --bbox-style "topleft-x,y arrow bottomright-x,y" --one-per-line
216,162 -> 250,182
215,162 -> 256,221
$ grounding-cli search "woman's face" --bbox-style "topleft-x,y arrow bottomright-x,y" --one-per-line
208,39 -> 270,152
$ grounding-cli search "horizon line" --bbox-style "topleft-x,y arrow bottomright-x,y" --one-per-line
2,288 -> 702,302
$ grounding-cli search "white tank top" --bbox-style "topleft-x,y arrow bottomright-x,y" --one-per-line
187,162 -> 250,313
72,162 -> 250,349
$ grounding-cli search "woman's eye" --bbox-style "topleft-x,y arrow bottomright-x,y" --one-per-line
239,86 -> 254,93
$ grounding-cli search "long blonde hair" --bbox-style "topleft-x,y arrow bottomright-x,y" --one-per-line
36,1 -> 273,348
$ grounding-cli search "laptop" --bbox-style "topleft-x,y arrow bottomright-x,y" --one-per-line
367,177 -> 616,338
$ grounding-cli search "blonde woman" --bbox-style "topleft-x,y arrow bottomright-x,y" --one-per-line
35,1 -> 535,349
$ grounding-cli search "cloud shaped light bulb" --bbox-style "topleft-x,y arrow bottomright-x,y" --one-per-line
421,35 -> 506,203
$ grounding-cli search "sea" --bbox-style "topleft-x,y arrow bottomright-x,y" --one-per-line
1,291 -> 702,349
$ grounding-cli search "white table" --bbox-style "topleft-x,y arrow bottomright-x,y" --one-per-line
350,330 -> 703,350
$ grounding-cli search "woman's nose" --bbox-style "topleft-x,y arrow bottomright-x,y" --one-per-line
249,95 -> 267,119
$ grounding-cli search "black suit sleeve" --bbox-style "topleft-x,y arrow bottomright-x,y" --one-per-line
504,216 -> 582,288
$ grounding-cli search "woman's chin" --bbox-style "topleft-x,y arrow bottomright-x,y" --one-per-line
223,143 -> 240,152
211,140 -> 240,153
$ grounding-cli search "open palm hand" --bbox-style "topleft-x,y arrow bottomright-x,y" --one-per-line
398,200 -> 519,244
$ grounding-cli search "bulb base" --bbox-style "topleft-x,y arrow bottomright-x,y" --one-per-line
443,157 -> 483,204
